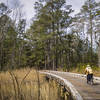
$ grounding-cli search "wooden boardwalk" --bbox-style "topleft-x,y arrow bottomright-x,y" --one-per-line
42,71 -> 100,100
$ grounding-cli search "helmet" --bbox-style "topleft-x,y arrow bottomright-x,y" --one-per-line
87,65 -> 90,67
87,65 -> 91,69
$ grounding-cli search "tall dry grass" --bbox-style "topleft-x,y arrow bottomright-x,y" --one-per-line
0,68 -> 70,100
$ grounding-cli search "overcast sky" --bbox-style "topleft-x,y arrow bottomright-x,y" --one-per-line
0,0 -> 100,25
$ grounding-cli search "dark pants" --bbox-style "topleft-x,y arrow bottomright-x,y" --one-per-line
87,74 -> 93,83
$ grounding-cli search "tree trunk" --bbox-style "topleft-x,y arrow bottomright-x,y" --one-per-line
45,55 -> 47,69
89,2 -> 93,63
53,58 -> 55,70
98,40 -> 100,67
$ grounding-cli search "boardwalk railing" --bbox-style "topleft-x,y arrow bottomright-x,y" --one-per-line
40,71 -> 83,100
50,71 -> 100,82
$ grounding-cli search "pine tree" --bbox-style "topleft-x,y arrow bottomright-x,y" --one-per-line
80,0 -> 97,62
74,0 -> 100,65
28,0 -> 73,70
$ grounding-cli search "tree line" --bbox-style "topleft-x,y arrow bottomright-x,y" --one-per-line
0,0 -> 100,71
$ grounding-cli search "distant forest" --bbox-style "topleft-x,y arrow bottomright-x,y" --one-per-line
0,0 -> 100,71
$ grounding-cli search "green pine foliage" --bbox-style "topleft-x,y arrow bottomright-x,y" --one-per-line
0,0 -> 100,71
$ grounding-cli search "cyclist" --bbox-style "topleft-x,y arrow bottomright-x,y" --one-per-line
85,65 -> 93,84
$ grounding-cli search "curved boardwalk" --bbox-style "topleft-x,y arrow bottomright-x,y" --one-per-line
43,71 -> 100,100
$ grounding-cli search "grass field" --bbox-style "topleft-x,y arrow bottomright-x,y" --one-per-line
1,66 -> 99,100
0,68 -> 70,100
